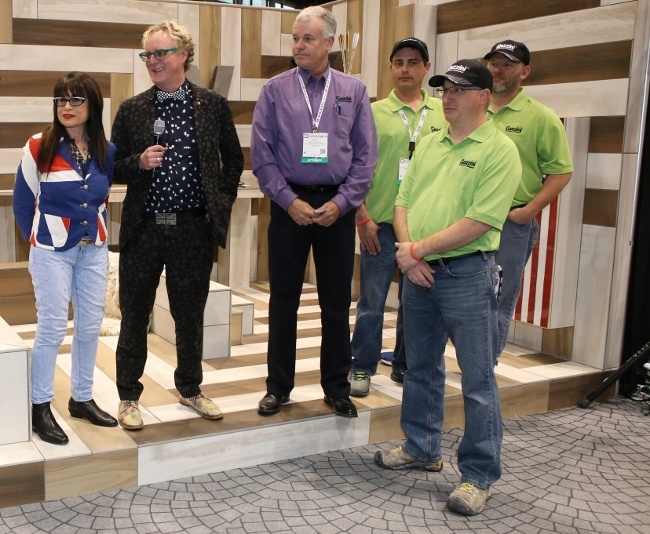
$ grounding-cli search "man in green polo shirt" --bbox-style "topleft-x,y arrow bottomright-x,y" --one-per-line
373,59 -> 521,516
349,37 -> 446,397
484,40 -> 574,358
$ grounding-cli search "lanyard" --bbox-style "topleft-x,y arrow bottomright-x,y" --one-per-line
398,107 -> 428,160
298,71 -> 332,133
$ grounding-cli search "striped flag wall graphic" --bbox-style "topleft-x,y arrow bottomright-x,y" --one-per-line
514,197 -> 559,328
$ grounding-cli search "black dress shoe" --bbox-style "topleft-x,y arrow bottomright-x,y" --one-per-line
390,370 -> 405,384
258,393 -> 290,415
68,398 -> 118,427
32,402 -> 69,445
324,396 -> 358,418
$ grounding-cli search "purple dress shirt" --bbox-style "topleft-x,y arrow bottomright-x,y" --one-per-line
251,66 -> 378,215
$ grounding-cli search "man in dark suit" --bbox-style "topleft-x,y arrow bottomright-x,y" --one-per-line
111,20 -> 243,430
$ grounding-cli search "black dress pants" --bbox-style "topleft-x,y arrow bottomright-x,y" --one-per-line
266,193 -> 355,399
116,214 -> 213,400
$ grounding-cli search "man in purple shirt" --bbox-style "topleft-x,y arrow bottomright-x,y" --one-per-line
251,6 -> 377,418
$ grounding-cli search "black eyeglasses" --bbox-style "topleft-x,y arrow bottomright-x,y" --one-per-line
436,87 -> 483,96
139,48 -> 179,62
54,97 -> 86,107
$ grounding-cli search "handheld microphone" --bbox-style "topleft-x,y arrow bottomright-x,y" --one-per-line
153,119 -> 165,144
152,119 -> 165,177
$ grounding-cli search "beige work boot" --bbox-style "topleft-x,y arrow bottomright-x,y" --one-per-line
179,393 -> 223,420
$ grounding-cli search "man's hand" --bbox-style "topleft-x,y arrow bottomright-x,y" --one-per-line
358,219 -> 381,255
288,198 -> 319,226
139,144 -> 168,170
404,262 -> 435,288
312,201 -> 341,227
508,205 -> 536,225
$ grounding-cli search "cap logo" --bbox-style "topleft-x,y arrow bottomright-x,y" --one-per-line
448,64 -> 468,73
496,43 -> 516,51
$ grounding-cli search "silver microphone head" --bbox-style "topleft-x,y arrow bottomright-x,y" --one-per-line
153,119 -> 165,136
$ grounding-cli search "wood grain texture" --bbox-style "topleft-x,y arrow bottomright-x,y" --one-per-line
541,326 -> 574,359
110,73 -> 133,123
547,371 -> 614,410
0,462 -> 44,508
45,449 -> 138,501
0,0 -> 12,45
525,41 -> 633,86
346,0 -> 363,75
199,5 -> 222,90
241,9 -> 262,79
437,0 -> 600,34
583,189 -> 619,227
0,71 -> 111,97
281,11 -> 297,34
589,116 -> 625,153
261,55 -> 294,79
377,0 -> 400,101
0,122 -> 49,149
12,18 -> 146,48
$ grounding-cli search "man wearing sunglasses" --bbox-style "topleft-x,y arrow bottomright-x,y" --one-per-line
374,60 -> 521,516
111,20 -> 243,430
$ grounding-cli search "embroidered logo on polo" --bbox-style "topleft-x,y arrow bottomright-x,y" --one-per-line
459,159 -> 476,169
431,126 -> 442,132
505,126 -> 523,134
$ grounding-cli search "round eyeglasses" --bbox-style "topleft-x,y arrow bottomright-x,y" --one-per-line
139,48 -> 179,62
436,87 -> 483,96
54,97 -> 86,107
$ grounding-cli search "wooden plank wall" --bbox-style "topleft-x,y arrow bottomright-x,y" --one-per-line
0,0 -> 647,369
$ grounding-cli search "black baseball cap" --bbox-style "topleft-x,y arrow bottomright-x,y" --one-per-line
390,37 -> 429,63
428,59 -> 493,91
484,40 -> 530,65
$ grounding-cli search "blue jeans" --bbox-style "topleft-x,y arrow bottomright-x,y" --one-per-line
400,253 -> 502,489
495,217 -> 539,356
29,243 -> 108,404
351,223 -> 405,375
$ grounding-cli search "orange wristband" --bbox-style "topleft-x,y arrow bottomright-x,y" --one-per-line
356,217 -> 372,227
410,242 -> 423,262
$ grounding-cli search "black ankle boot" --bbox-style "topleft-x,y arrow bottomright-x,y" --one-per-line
32,402 -> 69,445
68,398 -> 118,427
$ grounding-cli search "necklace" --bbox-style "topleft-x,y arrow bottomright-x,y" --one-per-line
69,140 -> 90,168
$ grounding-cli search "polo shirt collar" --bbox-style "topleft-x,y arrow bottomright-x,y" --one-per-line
297,65 -> 331,83
443,120 -> 496,144
489,87 -> 528,114
388,89 -> 436,113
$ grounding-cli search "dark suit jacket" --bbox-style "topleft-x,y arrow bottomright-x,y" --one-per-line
111,81 -> 243,248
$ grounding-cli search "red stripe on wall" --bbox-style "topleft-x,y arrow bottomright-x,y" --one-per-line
540,198 -> 558,327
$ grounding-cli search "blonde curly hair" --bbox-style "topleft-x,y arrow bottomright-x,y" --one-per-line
142,20 -> 195,71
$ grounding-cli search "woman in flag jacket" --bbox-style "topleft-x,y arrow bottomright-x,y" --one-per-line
13,72 -> 117,445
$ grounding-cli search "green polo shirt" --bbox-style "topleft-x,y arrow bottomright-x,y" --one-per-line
488,88 -> 574,206
395,121 -> 521,260
365,89 -> 446,224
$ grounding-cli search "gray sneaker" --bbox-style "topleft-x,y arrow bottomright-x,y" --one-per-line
447,482 -> 493,516
348,370 -> 370,397
374,445 -> 443,471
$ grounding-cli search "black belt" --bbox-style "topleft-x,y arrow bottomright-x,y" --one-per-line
143,208 -> 206,226
288,183 -> 339,194
428,250 -> 492,266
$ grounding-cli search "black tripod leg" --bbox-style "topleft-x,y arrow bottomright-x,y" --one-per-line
578,340 -> 650,408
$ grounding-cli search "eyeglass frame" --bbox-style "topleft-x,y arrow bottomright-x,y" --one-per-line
139,47 -> 180,62
53,97 -> 86,107
436,86 -> 484,96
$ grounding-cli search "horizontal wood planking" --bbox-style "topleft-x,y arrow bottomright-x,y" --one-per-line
0,174 -> 14,188
0,462 -> 45,508
0,71 -> 111,96
261,56 -> 294,79
12,18 -> 147,49
437,0 -> 599,34
589,116 -> 625,153
0,261 -> 32,298
524,41 -> 632,86
583,189 -> 619,227
0,122 -> 50,149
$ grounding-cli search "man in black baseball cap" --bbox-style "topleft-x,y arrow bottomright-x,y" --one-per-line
428,58 -> 493,91
390,37 -> 429,63
484,39 -> 530,65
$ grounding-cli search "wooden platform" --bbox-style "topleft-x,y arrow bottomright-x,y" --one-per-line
0,282 -> 613,509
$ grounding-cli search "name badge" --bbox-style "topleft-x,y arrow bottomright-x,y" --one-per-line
302,132 -> 329,164
398,158 -> 410,185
